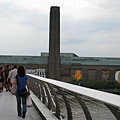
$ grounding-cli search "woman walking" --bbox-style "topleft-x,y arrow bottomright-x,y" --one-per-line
13,65 -> 30,118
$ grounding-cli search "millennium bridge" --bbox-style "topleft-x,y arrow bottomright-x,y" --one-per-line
0,71 -> 120,120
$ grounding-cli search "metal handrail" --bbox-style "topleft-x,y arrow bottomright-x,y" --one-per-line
27,74 -> 120,120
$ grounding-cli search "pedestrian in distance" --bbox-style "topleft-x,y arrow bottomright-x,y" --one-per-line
0,67 -> 4,92
3,64 -> 10,91
13,65 -> 30,118
7,65 -> 17,94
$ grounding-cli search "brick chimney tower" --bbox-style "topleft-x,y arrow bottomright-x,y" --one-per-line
48,6 -> 60,80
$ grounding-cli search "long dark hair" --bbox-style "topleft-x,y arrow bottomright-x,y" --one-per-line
17,65 -> 25,77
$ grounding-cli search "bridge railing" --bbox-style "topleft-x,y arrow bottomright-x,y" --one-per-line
27,74 -> 120,120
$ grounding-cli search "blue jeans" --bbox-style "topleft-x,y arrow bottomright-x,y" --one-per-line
16,95 -> 27,115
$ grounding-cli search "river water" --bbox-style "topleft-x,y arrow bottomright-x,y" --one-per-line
58,94 -> 117,120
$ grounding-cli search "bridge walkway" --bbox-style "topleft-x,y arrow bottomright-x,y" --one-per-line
0,89 -> 42,120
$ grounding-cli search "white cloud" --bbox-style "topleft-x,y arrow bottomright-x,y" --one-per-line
0,0 -> 120,57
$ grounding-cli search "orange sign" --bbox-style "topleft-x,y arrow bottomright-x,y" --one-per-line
74,70 -> 82,81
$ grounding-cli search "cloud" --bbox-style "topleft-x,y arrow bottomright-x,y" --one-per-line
0,1 -> 49,55
98,0 -> 120,9
0,0 -> 120,57
60,10 -> 120,57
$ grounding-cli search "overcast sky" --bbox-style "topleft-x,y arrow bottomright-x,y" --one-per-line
0,0 -> 120,57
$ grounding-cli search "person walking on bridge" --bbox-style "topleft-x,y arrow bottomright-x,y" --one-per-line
3,64 -> 10,91
7,65 -> 17,94
13,65 -> 30,118
0,67 -> 4,92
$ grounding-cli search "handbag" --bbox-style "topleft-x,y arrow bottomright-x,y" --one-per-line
27,95 -> 32,107
18,88 -> 28,97
16,75 -> 28,97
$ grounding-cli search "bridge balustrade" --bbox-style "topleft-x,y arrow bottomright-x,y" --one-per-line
27,74 -> 120,120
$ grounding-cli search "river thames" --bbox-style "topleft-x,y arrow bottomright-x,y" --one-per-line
58,94 -> 117,120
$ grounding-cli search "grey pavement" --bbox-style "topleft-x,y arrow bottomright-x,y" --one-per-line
0,89 -> 42,120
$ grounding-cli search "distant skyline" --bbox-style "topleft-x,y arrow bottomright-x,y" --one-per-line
0,0 -> 120,57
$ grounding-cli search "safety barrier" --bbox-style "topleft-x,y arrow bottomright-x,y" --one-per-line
27,74 -> 120,120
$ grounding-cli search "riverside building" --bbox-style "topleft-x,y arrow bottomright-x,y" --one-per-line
0,52 -> 120,82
